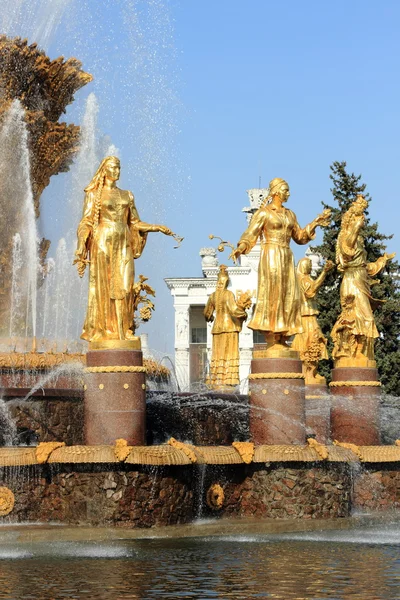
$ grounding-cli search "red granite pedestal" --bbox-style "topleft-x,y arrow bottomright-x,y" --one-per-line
249,357 -> 306,445
330,366 -> 381,445
305,384 -> 331,444
84,347 -> 146,445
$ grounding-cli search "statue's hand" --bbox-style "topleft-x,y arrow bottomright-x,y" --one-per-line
385,252 -> 396,261
238,292 -> 252,310
315,208 -> 331,228
73,249 -> 89,278
158,225 -> 173,235
73,258 -> 87,278
229,243 -> 246,264
324,259 -> 335,272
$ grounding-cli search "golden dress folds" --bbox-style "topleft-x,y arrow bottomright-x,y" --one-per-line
238,205 -> 315,335
77,188 -> 147,341
337,230 -> 385,343
291,273 -> 328,359
204,289 -> 247,387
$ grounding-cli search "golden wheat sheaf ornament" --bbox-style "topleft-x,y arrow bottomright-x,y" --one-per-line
206,483 -> 225,510
0,487 -> 15,516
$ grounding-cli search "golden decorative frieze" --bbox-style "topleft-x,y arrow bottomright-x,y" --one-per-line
307,438 -> 328,460
329,380 -> 381,388
114,439 -> 131,462
36,442 -> 66,464
249,372 -> 305,380
232,441 -> 254,464
84,366 -> 147,374
167,437 -> 197,463
0,351 -> 85,370
0,487 -> 15,517
206,483 -> 225,510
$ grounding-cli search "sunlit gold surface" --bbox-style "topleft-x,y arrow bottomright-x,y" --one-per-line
292,258 -> 334,383
206,483 -> 225,510
248,372 -> 304,380
230,178 -> 331,357
35,442 -> 65,465
332,195 -> 395,367
204,265 -> 251,388
84,366 -> 146,373
114,439 -> 131,462
0,444 -> 399,466
89,338 -> 141,351
307,437 -> 329,460
232,441 -> 255,464
0,350 -> 84,370
0,487 -> 15,517
329,380 -> 381,387
253,347 -> 299,359
75,157 -> 177,343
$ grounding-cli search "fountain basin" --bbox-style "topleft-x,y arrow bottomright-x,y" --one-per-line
0,444 -> 399,527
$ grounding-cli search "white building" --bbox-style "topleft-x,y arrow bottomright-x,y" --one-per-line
165,188 -> 323,392
165,188 -> 267,392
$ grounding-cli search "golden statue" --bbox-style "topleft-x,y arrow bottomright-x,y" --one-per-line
332,194 -> 395,366
74,156 -> 174,345
204,265 -> 251,388
230,178 -> 331,356
292,257 -> 334,383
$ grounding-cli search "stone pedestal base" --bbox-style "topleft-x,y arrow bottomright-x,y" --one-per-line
249,357 -> 305,445
84,349 -> 146,446
305,384 -> 331,444
330,367 -> 381,445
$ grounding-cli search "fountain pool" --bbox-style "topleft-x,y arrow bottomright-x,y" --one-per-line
1,515 -> 400,599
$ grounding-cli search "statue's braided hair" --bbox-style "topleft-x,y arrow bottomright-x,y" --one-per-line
93,175 -> 105,233
84,156 -> 120,232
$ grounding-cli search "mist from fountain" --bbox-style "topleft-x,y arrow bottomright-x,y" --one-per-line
0,400 -> 17,446
0,101 -> 39,349
0,0 -> 72,49
34,92 -> 119,353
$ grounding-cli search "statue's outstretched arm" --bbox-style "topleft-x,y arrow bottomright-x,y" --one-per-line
304,260 -> 334,296
230,208 -> 266,262
134,221 -> 173,235
128,191 -> 172,236
293,208 -> 331,245
367,252 -> 396,277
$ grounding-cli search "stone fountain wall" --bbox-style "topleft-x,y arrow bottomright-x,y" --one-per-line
0,463 -> 352,526
1,444 -> 400,526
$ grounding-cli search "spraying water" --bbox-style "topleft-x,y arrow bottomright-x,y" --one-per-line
0,0 -> 73,50
0,101 -> 39,348
0,400 -> 17,446
9,234 -> 23,343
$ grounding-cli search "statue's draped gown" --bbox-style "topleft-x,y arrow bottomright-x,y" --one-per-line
291,272 -> 328,358
238,204 -> 315,335
336,225 -> 385,356
77,187 -> 147,341
204,288 -> 247,386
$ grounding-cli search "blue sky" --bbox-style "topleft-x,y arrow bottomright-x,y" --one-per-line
2,0 -> 399,354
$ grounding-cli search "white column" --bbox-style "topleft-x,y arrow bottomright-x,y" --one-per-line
175,305 -> 190,391
239,321 -> 254,393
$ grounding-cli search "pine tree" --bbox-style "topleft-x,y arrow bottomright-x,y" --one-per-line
312,161 -> 400,395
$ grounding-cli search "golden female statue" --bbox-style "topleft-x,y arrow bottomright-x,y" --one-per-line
332,194 -> 395,365
230,178 -> 331,356
204,265 -> 251,388
74,156 -> 173,343
292,257 -> 334,383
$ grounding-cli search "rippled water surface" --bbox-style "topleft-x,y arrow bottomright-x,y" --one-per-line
1,524 -> 400,599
